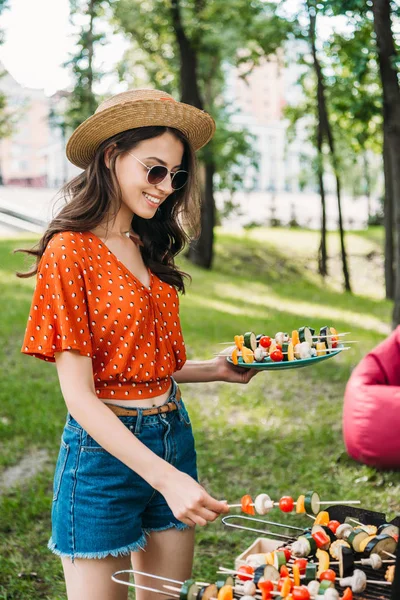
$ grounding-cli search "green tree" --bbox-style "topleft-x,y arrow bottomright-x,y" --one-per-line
64,0 -> 110,130
113,0 -> 291,268
284,0 -> 352,290
321,0 -> 400,320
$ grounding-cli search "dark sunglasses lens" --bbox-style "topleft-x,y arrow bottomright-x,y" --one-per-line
148,165 -> 168,185
171,171 -> 188,190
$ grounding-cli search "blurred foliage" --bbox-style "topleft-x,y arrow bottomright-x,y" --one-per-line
112,0 -> 292,198
63,0 -> 111,131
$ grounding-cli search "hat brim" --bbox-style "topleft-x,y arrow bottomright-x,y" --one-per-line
66,98 -> 216,169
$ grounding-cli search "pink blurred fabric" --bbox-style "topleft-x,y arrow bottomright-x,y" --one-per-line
343,326 -> 400,469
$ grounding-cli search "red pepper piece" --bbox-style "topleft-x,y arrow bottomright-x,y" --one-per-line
311,529 -> 330,548
241,494 -> 255,515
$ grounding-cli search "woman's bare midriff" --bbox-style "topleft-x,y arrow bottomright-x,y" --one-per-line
100,385 -> 172,408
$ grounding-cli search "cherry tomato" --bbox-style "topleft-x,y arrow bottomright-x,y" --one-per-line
280,564 -> 290,577
277,546 -> 292,562
270,349 -> 284,362
241,494 -> 255,515
292,587 -> 310,600
237,564 -> 254,581
279,496 -> 294,513
259,336 -> 272,348
294,558 -> 307,574
327,520 -> 340,534
341,588 -> 353,600
319,569 -> 336,582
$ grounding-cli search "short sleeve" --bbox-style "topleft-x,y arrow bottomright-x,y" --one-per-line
21,234 -> 93,362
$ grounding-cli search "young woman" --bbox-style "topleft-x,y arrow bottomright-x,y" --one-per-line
19,89 -> 258,600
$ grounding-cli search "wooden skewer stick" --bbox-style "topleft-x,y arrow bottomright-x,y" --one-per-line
218,333 -> 352,345
383,551 -> 397,559
227,499 -> 360,508
214,347 -> 352,357
365,580 -> 392,585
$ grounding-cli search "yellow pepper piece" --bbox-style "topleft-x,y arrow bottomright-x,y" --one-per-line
316,342 -> 327,356
291,330 -> 300,347
292,563 -> 301,587
234,335 -> 243,350
280,577 -> 292,597
218,585 -> 233,600
231,348 -> 239,365
316,548 -> 330,578
314,511 -> 330,526
241,346 -> 254,364
265,551 -> 275,565
296,495 -> 306,514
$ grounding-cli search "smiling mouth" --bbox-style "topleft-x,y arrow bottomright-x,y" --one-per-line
143,192 -> 162,206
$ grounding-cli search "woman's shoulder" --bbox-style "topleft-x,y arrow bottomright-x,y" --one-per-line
44,230 -> 91,256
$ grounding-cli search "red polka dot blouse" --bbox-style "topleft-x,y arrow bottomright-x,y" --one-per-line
21,231 -> 187,400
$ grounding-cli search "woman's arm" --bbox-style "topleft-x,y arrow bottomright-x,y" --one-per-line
173,355 -> 259,384
55,350 -> 229,526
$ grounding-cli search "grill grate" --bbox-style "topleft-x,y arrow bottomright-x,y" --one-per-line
224,505 -> 398,600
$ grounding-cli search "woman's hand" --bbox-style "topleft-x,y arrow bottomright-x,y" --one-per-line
212,351 -> 260,384
156,470 -> 229,527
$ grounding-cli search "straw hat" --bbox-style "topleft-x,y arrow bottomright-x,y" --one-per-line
66,88 -> 216,169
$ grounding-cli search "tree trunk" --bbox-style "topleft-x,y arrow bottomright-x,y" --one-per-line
170,0 -> 216,268
187,162 -> 215,267
383,130 -> 394,299
316,126 -> 328,277
372,0 -> 400,325
308,2 -> 351,292
363,151 -> 372,220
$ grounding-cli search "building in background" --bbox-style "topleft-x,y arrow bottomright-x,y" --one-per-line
0,63 -> 50,187
0,63 -> 79,189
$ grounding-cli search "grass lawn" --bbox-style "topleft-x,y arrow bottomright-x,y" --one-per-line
0,226 -> 399,598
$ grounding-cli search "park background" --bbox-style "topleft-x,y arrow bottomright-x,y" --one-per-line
0,0 -> 400,597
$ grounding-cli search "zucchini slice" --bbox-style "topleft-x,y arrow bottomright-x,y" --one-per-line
304,563 -> 317,583
298,326 -> 313,345
282,341 -> 294,361
304,491 -> 320,515
180,580 -> 200,600
273,551 -> 287,569
243,332 -> 256,351
363,534 -> 397,558
263,564 -> 280,583
377,523 -> 400,538
319,326 -> 333,351
198,584 -> 218,600
347,528 -> 370,553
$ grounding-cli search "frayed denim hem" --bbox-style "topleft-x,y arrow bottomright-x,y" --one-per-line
47,533 -> 147,561
143,521 -> 191,536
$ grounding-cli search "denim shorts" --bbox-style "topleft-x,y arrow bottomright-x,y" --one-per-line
48,380 -> 198,560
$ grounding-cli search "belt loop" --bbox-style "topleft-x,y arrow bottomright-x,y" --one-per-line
134,408 -> 143,435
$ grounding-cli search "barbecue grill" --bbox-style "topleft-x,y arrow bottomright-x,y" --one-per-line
222,505 -> 400,600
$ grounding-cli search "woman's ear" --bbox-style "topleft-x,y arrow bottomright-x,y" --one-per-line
104,144 -> 116,169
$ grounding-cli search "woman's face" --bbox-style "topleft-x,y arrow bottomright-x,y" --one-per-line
114,131 -> 185,220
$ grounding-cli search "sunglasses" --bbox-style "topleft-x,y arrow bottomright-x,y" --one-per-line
127,152 -> 189,191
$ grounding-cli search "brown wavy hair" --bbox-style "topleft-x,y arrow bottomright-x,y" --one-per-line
14,126 -> 201,292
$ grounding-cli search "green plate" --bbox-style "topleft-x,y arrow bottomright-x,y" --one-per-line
227,347 -> 343,370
